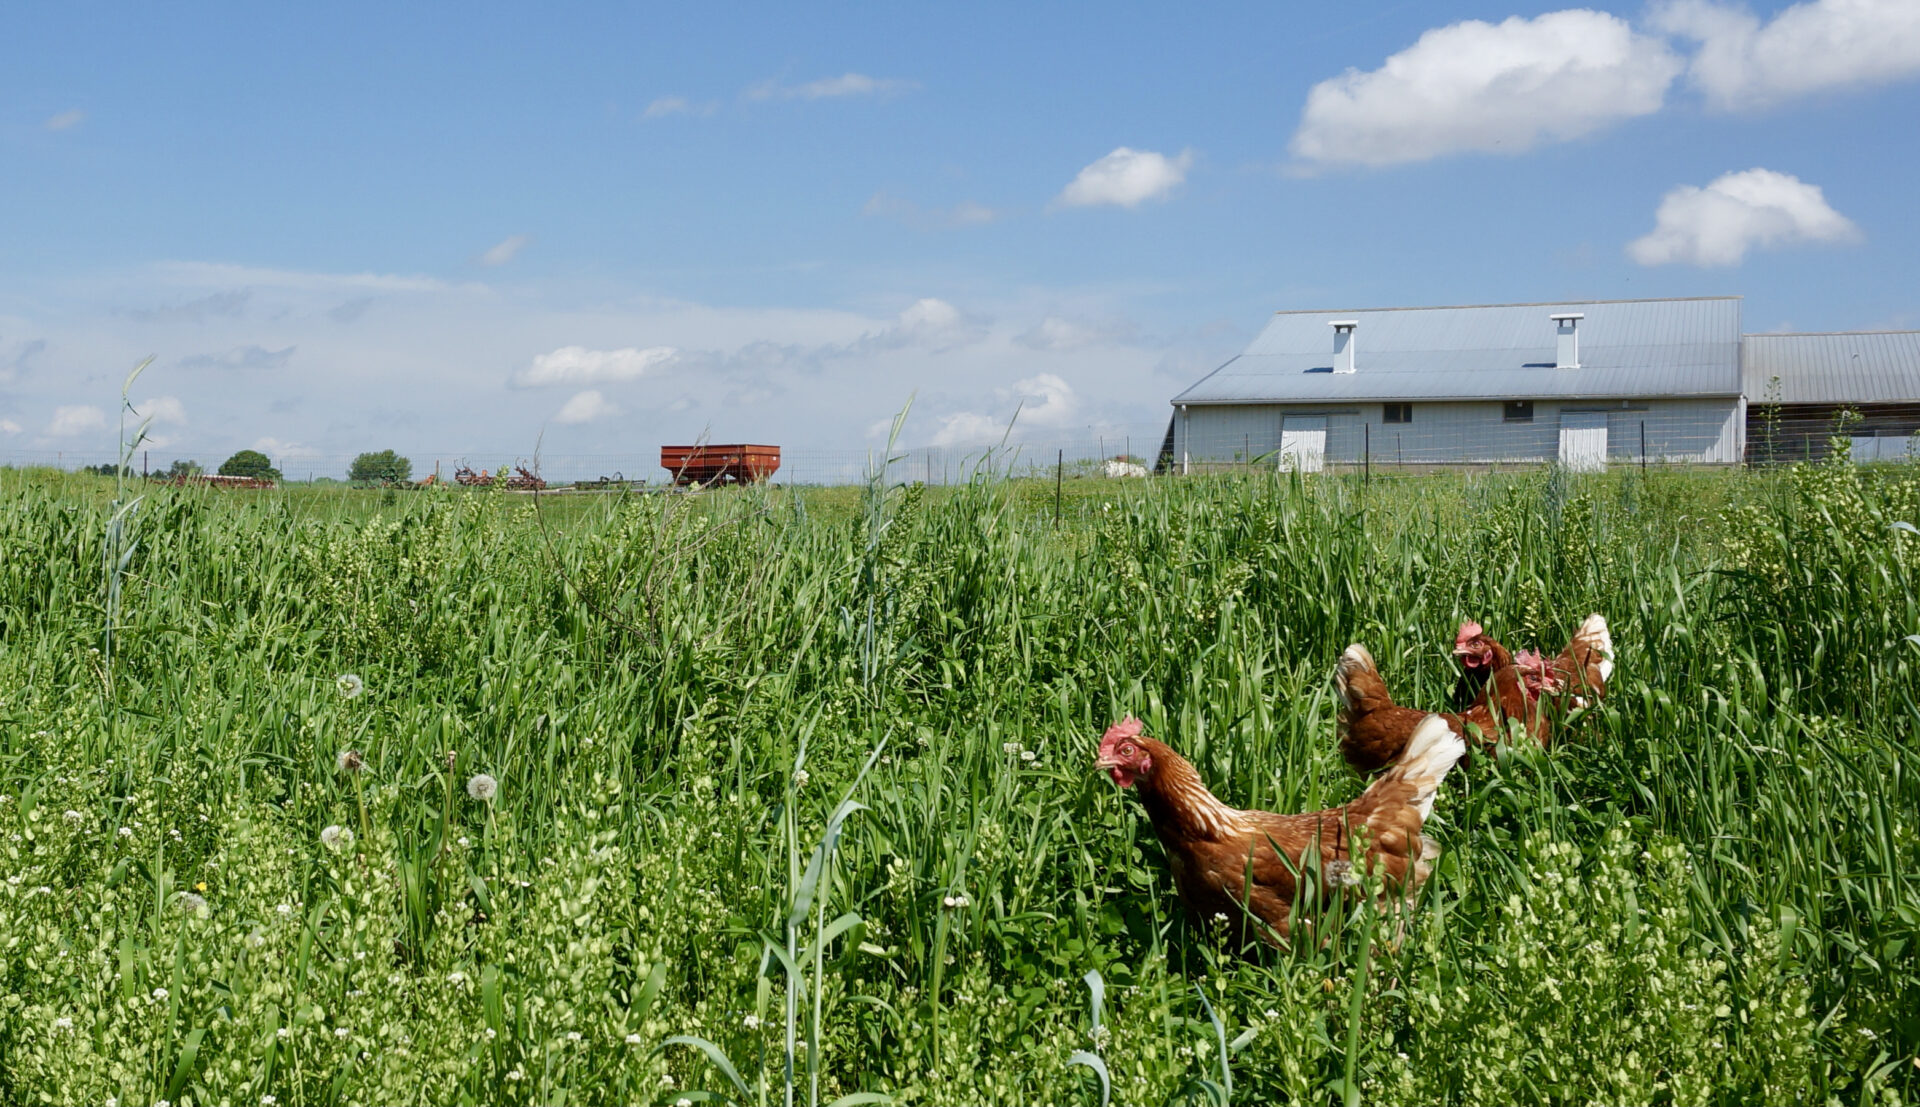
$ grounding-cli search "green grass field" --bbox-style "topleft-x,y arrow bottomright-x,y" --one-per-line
1,457 -> 1916,1105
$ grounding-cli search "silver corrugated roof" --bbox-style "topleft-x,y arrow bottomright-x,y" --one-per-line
1742,331 -> 1920,405
1172,297 -> 1742,404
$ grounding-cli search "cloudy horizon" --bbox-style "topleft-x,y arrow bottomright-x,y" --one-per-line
3,1 -> 1916,477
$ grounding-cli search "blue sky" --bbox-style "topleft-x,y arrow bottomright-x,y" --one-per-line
3,1 -> 1917,475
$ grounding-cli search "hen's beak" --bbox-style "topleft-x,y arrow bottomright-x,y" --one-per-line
1094,752 -> 1121,770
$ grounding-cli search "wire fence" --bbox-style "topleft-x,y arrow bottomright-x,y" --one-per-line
6,409 -> 1916,490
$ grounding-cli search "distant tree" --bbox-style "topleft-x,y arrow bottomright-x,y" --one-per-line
83,462 -> 131,477
349,449 -> 412,485
164,459 -> 204,479
218,450 -> 281,482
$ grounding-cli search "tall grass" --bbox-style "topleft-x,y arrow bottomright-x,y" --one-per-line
0,456 -> 1915,1105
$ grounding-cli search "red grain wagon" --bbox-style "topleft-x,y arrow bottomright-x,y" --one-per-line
659,444 -> 780,486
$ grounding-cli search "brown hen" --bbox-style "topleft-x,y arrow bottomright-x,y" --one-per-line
1097,714 -> 1464,943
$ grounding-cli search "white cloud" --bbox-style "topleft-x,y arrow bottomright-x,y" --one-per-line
134,396 -> 187,425
1055,148 -> 1194,209
1017,316 -> 1134,352
929,373 -> 1080,447
862,298 -> 987,352
554,389 -> 620,424
151,261 -> 448,295
44,108 -> 86,132
477,234 -> 531,267
1290,10 -> 1681,168
1627,168 -> 1860,266
513,345 -> 678,387
1653,0 -> 1920,110
46,405 -> 108,437
644,95 -> 719,118
0,419 -> 21,434
253,436 -> 319,459
746,73 -> 917,101
862,192 -> 1001,229
179,345 -> 296,371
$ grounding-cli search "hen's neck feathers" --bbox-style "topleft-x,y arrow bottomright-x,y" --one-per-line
1135,738 -> 1246,841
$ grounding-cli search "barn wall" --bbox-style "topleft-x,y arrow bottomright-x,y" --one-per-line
1174,397 -> 1742,467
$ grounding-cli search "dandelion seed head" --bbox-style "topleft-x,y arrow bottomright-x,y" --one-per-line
320,825 -> 353,852
335,673 -> 364,699
174,892 -> 208,916
336,749 -> 364,775
466,773 -> 498,802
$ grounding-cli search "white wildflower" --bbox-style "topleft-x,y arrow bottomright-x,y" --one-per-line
64,810 -> 82,822
335,673 -> 364,699
625,1032 -> 643,1045
744,1014 -> 761,1030
335,1026 -> 350,1038
117,826 -> 133,838
793,768 -> 810,788
466,774 -> 498,802
447,971 -> 467,985
566,1030 -> 582,1042
320,825 -> 353,853
1020,749 -> 1036,762
261,1096 -> 277,1106
276,903 -> 293,916
53,1016 -> 72,1030
276,1027 -> 292,1039
152,987 -> 168,1001
174,892 -> 208,916
506,1069 -> 524,1082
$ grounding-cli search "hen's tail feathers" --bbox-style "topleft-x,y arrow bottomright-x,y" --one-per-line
1366,714 -> 1467,820
1565,613 -> 1615,687
1335,644 -> 1395,719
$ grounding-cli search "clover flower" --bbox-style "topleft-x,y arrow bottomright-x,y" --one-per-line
336,673 -> 364,699
466,774 -> 498,802
320,825 -> 353,853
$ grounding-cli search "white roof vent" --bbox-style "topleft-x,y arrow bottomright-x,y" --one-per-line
1550,312 -> 1583,369
1330,320 -> 1358,374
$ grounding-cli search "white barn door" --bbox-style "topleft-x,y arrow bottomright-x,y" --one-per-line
1279,416 -> 1327,473
1559,412 -> 1607,472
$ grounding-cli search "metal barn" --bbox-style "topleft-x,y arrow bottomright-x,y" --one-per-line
1168,297 -> 1746,472
1743,331 -> 1920,464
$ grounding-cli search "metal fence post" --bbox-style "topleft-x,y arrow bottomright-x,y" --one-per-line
1640,420 -> 1647,474
1054,449 -> 1063,525
1364,423 -> 1370,487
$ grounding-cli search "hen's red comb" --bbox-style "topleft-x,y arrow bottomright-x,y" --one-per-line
1455,621 -> 1485,643
1101,716 -> 1144,743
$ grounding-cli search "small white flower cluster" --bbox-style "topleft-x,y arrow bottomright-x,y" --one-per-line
793,768 -> 810,788
942,893 -> 971,909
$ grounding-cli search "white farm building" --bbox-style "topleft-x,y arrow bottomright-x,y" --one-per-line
1167,297 -> 1746,471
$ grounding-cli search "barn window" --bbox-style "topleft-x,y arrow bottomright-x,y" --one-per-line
1382,402 -> 1412,424
1504,400 -> 1535,423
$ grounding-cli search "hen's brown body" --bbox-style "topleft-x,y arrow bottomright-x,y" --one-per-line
1098,716 -> 1464,942
1335,640 -> 1539,773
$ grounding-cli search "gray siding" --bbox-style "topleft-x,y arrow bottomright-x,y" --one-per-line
1174,398 -> 1742,467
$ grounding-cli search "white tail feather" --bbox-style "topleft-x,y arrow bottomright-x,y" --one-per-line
1368,714 -> 1467,820
1579,613 -> 1614,683
1335,644 -> 1376,696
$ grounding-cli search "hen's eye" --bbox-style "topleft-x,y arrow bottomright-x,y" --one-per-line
1120,744 -> 1135,756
